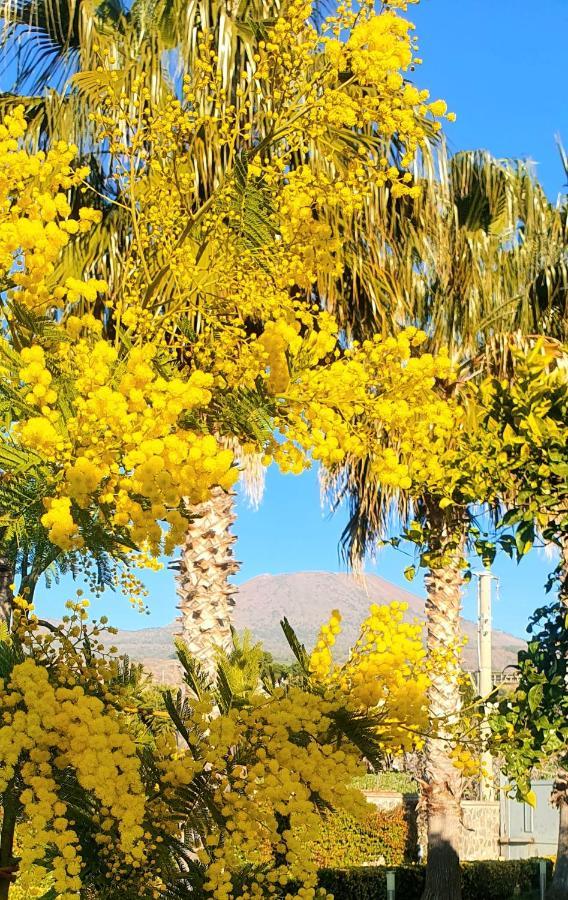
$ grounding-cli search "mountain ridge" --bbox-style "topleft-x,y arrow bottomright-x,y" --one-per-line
96,571 -> 525,684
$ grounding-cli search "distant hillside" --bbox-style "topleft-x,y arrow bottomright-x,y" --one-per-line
101,571 -> 525,684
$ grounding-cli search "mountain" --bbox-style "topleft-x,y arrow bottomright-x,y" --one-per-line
102,571 -> 525,684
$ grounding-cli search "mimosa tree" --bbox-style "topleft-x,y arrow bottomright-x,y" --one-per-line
0,0 -> 457,629
1,0 -> 455,663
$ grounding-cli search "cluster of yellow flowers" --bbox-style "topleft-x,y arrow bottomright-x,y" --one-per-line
274,329 -> 457,484
323,8 -> 454,174
0,0 -> 460,569
310,602 -> 431,752
449,745 -> 483,778
0,106 -> 102,313
4,335 -> 236,553
155,686 -> 367,900
1,101 -> 463,562
0,603 -> 146,899
310,604 -> 485,779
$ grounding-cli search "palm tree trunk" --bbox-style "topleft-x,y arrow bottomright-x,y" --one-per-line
421,508 -> 465,900
547,538 -> 568,900
547,772 -> 568,900
0,781 -> 17,900
0,555 -> 13,623
172,487 -> 238,680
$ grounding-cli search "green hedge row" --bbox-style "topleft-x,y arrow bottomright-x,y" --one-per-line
315,859 -> 553,900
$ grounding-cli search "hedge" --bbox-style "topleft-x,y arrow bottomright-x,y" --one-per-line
351,772 -> 418,794
461,859 -> 554,900
311,806 -> 417,867
314,859 -> 554,900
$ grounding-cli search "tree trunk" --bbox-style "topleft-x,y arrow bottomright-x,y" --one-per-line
0,556 -> 13,624
421,511 -> 465,900
548,537 -> 568,899
0,785 -> 17,900
171,488 -> 238,681
548,775 -> 568,900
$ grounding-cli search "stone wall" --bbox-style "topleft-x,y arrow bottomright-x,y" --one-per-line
460,801 -> 501,861
362,792 -> 501,862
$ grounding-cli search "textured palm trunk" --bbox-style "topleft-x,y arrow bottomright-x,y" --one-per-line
548,539 -> 568,900
421,511 -> 465,900
0,555 -> 13,623
548,773 -> 568,900
172,487 -> 238,681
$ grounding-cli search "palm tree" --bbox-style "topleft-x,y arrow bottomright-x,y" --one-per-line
326,145 -> 567,900
1,0 -> 445,677
2,0 -> 404,673
0,0 -> 279,669
169,486 -> 237,675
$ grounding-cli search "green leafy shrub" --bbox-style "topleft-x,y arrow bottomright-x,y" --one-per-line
311,859 -> 553,900
312,807 -> 417,867
318,864 -> 423,899
351,771 -> 418,794
462,859 -> 553,900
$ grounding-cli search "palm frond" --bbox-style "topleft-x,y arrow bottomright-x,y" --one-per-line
174,637 -> 213,696
280,617 -> 310,672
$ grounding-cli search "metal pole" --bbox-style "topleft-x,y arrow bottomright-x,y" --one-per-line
386,870 -> 395,900
478,572 -> 493,699
476,571 -> 495,800
540,859 -> 547,900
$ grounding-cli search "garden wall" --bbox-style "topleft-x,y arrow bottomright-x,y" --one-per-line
460,800 -> 501,860
362,792 -> 501,862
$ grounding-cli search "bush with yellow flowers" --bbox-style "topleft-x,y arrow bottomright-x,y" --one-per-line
0,599 -> 148,900
306,601 -> 488,788
0,598 -> 448,900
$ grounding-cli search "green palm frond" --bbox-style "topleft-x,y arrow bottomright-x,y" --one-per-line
0,0 -> 126,93
280,617 -> 310,672
174,637 -> 212,697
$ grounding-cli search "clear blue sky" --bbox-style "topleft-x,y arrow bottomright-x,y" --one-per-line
32,0 -> 567,637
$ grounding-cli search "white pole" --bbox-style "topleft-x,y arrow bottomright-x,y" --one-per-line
477,571 -> 495,801
478,572 -> 493,700
540,859 -> 547,899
